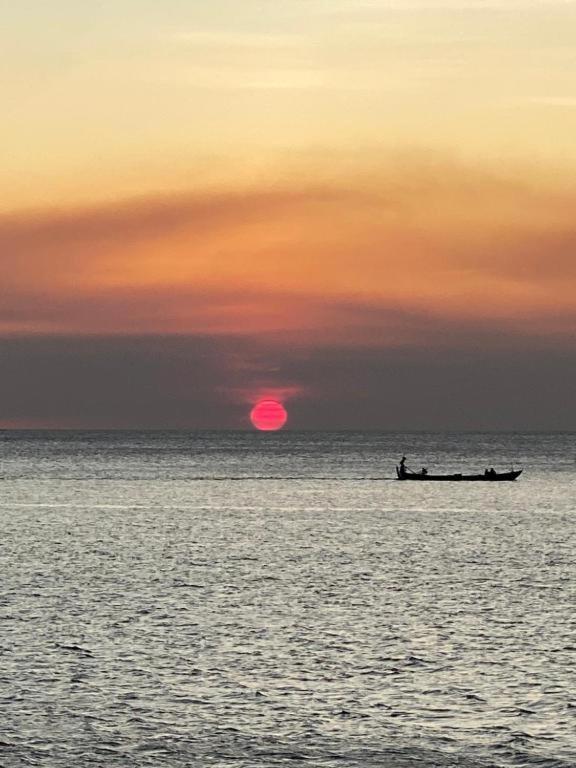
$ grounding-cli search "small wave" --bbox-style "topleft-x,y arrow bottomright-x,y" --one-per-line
55,643 -> 94,657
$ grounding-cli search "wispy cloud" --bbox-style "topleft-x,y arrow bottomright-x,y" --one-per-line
173,31 -> 309,49
319,0 -> 575,11
166,28 -> 324,91
181,68 -> 326,91
2,154 -> 575,342
528,95 -> 576,106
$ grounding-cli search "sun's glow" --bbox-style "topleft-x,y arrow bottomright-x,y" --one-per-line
250,399 -> 288,431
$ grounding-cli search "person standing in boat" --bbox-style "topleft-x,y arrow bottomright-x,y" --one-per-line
399,456 -> 407,477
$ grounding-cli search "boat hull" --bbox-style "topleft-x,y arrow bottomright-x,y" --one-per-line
396,468 -> 522,482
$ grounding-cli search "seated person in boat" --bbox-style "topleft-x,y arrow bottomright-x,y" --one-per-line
421,467 -> 428,475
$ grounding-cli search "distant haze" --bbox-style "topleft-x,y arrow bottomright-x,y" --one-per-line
1,335 -> 574,430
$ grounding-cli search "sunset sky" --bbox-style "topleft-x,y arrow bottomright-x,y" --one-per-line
3,0 -> 576,429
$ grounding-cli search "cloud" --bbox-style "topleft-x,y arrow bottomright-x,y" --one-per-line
182,69 -> 327,91
164,27 -> 325,91
320,0 -> 574,11
2,154 -> 575,344
173,31 -> 308,50
528,96 -> 576,107
0,185 -> 346,293
1,186 -> 335,262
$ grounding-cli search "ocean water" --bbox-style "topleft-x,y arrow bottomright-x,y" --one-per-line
1,430 -> 575,768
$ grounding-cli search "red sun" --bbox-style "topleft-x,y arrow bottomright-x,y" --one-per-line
250,400 -> 288,431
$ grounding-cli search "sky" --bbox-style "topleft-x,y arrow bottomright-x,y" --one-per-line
2,0 -> 576,429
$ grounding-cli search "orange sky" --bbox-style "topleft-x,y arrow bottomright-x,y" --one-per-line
5,0 -> 576,207
3,157 -> 575,343
3,1 -> 576,428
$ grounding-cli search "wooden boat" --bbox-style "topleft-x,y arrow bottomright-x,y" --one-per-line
396,466 -> 522,482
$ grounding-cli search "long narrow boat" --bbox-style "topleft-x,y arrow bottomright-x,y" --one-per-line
396,466 -> 522,482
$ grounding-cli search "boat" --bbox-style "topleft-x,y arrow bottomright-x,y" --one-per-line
396,458 -> 522,482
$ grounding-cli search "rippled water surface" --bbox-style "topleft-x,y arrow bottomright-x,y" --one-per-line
1,431 -> 575,768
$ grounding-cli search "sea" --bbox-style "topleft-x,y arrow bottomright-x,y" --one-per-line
1,430 -> 575,768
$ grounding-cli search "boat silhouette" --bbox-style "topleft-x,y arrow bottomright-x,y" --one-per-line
396,457 -> 522,482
